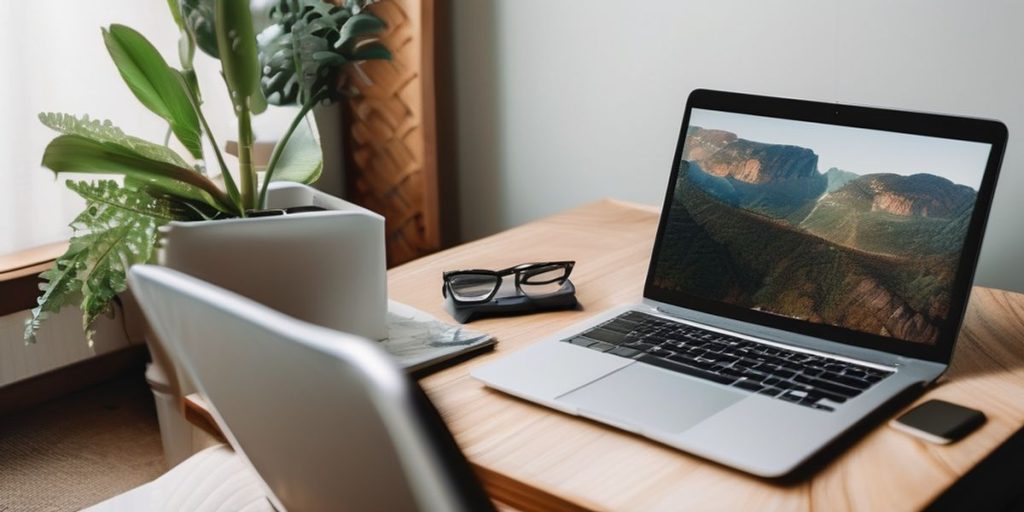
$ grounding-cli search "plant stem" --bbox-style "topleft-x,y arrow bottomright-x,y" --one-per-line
196,100 -> 241,212
237,105 -> 256,212
256,89 -> 328,209
177,69 -> 242,216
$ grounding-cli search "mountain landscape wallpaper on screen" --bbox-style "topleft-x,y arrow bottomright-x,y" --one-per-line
653,125 -> 980,344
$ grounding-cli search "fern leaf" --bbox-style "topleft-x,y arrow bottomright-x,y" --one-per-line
38,112 -> 190,168
69,181 -> 191,343
76,224 -> 140,342
24,242 -> 89,342
25,180 -> 194,344
68,179 -> 191,222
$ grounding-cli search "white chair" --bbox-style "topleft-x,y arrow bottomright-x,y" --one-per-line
91,264 -> 493,511
85,444 -> 273,511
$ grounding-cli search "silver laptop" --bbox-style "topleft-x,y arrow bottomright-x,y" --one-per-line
472,89 -> 1007,477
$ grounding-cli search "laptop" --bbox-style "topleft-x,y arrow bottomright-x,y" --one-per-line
471,89 -> 1007,477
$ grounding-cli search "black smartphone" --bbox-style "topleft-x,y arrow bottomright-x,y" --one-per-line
890,399 -> 986,444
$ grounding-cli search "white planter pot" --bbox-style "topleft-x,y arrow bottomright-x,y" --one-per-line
142,182 -> 388,465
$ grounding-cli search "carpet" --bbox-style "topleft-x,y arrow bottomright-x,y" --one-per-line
0,373 -> 165,511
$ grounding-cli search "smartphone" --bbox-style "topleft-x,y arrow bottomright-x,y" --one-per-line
890,399 -> 986,444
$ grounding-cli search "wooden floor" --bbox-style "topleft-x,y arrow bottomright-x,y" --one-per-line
0,373 -> 165,511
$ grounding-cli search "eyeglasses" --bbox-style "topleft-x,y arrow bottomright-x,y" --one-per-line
442,261 -> 575,304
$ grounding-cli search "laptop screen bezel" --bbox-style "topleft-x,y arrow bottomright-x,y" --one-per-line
643,89 -> 1007,364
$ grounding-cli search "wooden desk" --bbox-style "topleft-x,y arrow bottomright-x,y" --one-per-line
188,199 -> 1024,511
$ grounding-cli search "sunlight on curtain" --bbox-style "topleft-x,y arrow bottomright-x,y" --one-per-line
0,1 -> 295,256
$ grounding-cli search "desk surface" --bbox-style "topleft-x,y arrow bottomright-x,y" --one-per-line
388,199 -> 1024,511
189,199 -> 1024,510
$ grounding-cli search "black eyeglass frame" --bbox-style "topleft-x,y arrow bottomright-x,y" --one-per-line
442,261 -> 576,304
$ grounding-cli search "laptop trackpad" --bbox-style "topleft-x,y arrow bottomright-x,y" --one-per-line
558,364 -> 746,433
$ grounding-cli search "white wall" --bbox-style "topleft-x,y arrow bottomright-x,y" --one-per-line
451,0 -> 1024,292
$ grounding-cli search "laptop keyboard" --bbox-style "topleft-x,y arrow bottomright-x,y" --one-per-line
561,311 -> 894,412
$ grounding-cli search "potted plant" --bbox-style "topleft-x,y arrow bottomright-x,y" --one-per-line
25,0 -> 392,464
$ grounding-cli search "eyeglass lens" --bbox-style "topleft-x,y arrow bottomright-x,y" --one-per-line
519,264 -> 569,296
448,274 -> 500,302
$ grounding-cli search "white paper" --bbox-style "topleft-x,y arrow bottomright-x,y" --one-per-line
383,300 -> 495,372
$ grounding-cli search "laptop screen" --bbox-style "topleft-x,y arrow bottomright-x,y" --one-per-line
649,106 -> 994,348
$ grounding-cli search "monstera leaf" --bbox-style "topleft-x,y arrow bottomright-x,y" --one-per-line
177,0 -> 276,61
259,1 -> 389,106
179,0 -> 220,59
334,12 -> 384,53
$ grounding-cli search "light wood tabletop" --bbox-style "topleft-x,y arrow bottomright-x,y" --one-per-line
189,199 -> 1024,511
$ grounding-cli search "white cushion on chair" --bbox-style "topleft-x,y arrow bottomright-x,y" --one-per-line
84,444 -> 273,512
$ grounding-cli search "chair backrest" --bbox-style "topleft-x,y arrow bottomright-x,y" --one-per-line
128,265 -> 493,512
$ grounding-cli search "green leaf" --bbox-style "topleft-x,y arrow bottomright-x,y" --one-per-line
70,179 -> 193,222
312,51 -> 346,66
179,0 -> 276,60
24,242 -> 88,343
123,177 -> 224,220
169,70 -> 242,210
259,24 -> 319,105
260,0 -> 388,107
180,0 -> 219,59
169,0 -> 200,100
349,41 -> 390,61
39,113 -> 188,169
25,180 -> 196,343
69,181 -> 190,343
103,24 -> 204,159
180,68 -> 201,103
258,88 -> 326,207
268,111 -> 322,184
216,0 -> 267,114
334,13 -> 385,52
167,0 -> 186,31
41,134 -> 234,213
